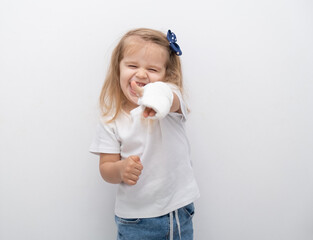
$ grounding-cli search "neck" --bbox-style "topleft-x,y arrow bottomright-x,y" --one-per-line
122,103 -> 138,113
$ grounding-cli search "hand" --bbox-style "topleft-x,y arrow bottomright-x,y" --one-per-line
120,155 -> 143,185
131,81 -> 157,118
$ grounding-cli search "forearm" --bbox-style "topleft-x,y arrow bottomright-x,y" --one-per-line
99,154 -> 143,185
99,160 -> 123,184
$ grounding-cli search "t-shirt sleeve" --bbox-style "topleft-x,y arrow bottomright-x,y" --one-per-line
89,121 -> 120,155
167,83 -> 188,121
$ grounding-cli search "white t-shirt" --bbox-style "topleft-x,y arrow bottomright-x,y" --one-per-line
89,86 -> 200,218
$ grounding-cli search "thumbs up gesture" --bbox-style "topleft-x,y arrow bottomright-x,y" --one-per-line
131,81 -> 173,119
131,81 -> 157,118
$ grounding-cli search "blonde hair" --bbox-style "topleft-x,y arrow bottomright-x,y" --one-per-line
99,28 -> 184,122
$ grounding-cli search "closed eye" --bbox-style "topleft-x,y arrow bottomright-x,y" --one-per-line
148,68 -> 157,72
128,65 -> 137,68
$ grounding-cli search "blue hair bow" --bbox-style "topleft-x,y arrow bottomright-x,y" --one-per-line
167,30 -> 182,56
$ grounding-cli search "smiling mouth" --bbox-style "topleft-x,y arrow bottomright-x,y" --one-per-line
136,82 -> 146,87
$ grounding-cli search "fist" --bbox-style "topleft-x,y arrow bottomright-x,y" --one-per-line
120,155 -> 143,185
131,81 -> 157,118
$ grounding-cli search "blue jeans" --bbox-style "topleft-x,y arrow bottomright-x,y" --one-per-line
115,203 -> 195,240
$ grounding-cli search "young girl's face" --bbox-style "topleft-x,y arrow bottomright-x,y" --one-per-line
119,37 -> 168,111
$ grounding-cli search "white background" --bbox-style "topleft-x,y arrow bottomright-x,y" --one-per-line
1,0 -> 313,239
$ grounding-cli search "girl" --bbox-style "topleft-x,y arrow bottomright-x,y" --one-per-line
90,28 -> 200,240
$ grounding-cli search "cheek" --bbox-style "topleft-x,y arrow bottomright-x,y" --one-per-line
120,69 -> 133,82
150,72 -> 166,83
119,72 -> 129,85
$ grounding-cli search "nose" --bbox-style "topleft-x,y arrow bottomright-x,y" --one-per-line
135,68 -> 147,79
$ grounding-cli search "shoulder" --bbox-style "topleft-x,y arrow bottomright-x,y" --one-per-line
165,82 -> 181,94
98,110 -> 133,135
96,114 -> 119,136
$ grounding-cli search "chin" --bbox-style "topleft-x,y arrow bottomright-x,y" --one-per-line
125,95 -> 139,108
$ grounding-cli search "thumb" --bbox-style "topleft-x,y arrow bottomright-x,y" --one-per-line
130,155 -> 141,162
131,81 -> 144,97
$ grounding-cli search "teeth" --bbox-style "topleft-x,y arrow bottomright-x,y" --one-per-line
137,82 -> 145,87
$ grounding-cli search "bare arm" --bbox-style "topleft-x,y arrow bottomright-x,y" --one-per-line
169,92 -> 182,113
99,153 -> 122,184
99,153 -> 143,185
